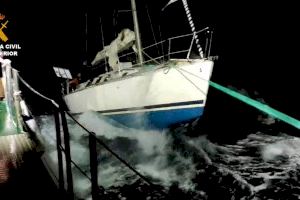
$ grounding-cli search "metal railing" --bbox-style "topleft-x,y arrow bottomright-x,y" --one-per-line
54,109 -> 169,199
1,55 -> 168,199
63,27 -> 214,95
120,27 -> 212,67
91,27 -> 213,71
0,56 -> 23,133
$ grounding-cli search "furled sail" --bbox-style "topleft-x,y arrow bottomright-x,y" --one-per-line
91,29 -> 136,71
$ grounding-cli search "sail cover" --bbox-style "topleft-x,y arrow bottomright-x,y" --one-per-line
91,29 -> 136,71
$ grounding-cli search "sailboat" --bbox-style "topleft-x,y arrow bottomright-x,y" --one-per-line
63,0 -> 215,129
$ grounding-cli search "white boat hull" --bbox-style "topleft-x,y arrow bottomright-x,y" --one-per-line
64,59 -> 214,128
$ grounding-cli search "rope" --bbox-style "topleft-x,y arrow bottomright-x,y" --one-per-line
17,73 -> 59,108
59,145 -> 92,182
64,111 -> 168,196
15,71 -> 167,195
174,68 -> 207,96
59,144 -> 109,195
158,25 -> 165,61
177,67 -> 209,82
145,4 -> 160,55
142,51 -> 161,65
163,63 -> 208,95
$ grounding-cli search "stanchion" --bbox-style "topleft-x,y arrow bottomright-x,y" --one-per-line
54,110 -> 65,193
60,109 -> 74,199
89,132 -> 99,200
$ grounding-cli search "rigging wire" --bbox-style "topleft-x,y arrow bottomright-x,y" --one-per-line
99,17 -> 108,72
174,68 -> 207,96
145,3 -> 160,55
85,12 -> 88,66
157,24 -> 165,62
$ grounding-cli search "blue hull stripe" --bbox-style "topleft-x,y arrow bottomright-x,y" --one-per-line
99,100 -> 204,114
106,106 -> 204,129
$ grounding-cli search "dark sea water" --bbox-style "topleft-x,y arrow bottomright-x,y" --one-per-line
2,0 -> 299,199
35,89 -> 300,200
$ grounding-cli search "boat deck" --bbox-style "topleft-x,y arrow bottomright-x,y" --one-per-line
0,134 -> 62,200
0,101 -> 61,199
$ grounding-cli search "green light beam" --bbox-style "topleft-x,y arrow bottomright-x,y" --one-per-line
209,81 -> 300,129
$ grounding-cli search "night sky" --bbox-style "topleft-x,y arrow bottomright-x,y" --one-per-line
1,0 -> 299,118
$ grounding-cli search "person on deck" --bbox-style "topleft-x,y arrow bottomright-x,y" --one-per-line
69,73 -> 81,91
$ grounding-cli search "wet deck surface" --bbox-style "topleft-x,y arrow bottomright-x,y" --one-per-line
0,132 -> 61,199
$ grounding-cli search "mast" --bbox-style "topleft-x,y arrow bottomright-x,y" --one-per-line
130,0 -> 144,65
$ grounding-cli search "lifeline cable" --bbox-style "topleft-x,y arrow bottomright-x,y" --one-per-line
17,73 -> 59,108
64,111 -> 169,196
16,69 -> 168,197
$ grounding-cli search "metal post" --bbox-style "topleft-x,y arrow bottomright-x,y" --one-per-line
181,0 -> 203,58
168,39 -> 171,60
12,69 -> 23,133
4,61 -> 12,104
187,33 -> 196,59
204,35 -> 209,58
54,110 -> 65,193
130,0 -> 144,66
66,80 -> 69,95
60,110 -> 74,199
89,132 -> 99,199
207,30 -> 213,58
